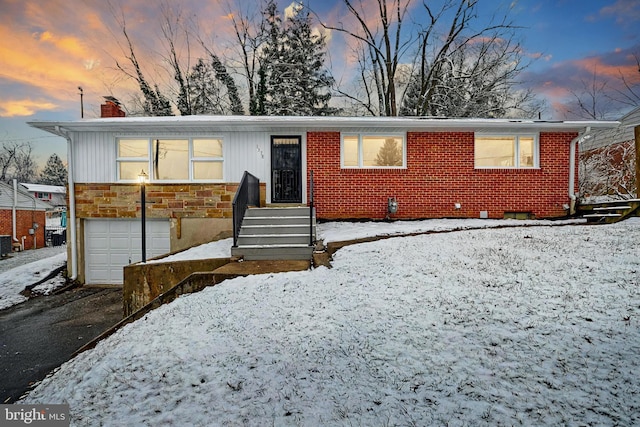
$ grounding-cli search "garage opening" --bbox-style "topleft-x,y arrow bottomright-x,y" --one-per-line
84,219 -> 170,285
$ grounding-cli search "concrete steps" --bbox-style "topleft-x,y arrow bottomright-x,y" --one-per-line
232,206 -> 316,261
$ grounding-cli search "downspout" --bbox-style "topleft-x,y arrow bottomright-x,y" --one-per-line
12,179 -> 17,243
56,126 -> 77,280
569,126 -> 591,215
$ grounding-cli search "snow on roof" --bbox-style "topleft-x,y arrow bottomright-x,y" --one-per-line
580,106 -> 640,152
20,183 -> 66,194
28,115 -> 620,136
0,182 -> 52,210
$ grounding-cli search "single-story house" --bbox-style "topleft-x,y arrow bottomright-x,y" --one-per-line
29,106 -> 618,285
0,181 -> 50,251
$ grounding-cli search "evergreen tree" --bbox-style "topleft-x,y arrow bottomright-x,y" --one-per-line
149,84 -> 174,116
255,65 -> 268,116
39,153 -> 67,186
209,53 -> 245,115
284,4 -> 335,115
189,58 -> 224,115
258,0 -> 283,116
258,1 -> 335,116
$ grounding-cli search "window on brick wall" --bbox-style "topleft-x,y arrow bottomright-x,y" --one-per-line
341,134 -> 406,168
474,134 -> 538,168
117,137 -> 224,182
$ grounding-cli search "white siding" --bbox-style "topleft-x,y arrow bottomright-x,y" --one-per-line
224,131 -> 270,182
223,131 -> 307,203
72,130 -> 278,186
73,131 -> 116,182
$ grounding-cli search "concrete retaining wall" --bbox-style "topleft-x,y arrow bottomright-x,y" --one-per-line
123,257 -> 230,316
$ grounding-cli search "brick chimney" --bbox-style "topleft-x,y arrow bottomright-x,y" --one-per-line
100,96 -> 126,118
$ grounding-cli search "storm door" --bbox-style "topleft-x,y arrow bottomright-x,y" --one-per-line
271,136 -> 302,203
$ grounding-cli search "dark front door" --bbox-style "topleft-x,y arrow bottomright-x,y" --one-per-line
271,136 -> 302,203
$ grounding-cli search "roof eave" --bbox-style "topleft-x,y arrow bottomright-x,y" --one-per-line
28,116 -> 621,135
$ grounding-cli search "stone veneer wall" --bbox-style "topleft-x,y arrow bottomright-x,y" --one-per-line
75,183 -> 266,220
73,182 -> 265,284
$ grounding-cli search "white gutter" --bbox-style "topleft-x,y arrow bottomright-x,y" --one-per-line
569,126 -> 592,214
12,179 -> 17,242
56,126 -> 77,280
28,116 -> 621,134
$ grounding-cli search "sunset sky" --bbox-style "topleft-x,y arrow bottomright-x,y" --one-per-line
0,0 -> 639,167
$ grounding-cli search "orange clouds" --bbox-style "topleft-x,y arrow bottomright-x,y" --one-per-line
0,99 -> 58,117
34,30 -> 96,60
0,23 -> 106,112
573,56 -> 638,81
0,1 -> 121,117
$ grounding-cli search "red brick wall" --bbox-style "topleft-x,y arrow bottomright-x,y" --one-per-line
100,101 -> 126,118
307,131 -> 578,220
0,209 -> 47,249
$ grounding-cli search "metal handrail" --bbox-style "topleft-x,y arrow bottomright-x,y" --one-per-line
309,170 -> 314,246
232,171 -> 260,247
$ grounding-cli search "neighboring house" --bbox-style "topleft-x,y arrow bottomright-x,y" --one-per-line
0,181 -> 50,250
20,183 -> 67,235
579,107 -> 640,201
29,105 -> 618,285
20,183 -> 66,208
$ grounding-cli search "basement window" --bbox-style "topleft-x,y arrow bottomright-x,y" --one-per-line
341,134 -> 406,168
475,134 -> 537,169
504,212 -> 533,220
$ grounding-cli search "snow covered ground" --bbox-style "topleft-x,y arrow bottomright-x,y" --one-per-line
0,247 -> 67,310
21,218 -> 640,425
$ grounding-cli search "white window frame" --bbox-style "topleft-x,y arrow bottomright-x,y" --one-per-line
474,133 -> 539,169
116,138 -> 149,183
116,137 -> 224,182
341,133 -> 407,169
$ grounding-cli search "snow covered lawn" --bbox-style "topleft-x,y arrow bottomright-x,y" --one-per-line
0,250 -> 67,310
23,219 -> 640,425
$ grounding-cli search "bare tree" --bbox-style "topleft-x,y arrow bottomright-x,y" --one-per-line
0,141 -> 37,182
12,145 -> 39,183
567,51 -> 640,119
318,0 -> 534,117
158,3 -> 193,115
566,67 -> 616,119
109,3 -> 173,116
0,142 -> 20,181
318,0 -> 413,116
107,0 -> 244,116
613,52 -> 640,109
225,0 -> 267,115
196,41 -> 246,115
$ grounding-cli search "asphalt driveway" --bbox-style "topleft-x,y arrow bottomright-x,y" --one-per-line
0,285 -> 122,403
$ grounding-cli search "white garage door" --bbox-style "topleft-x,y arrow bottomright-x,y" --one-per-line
85,219 -> 170,284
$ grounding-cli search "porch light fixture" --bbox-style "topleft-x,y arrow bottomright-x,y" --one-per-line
138,169 -> 148,263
